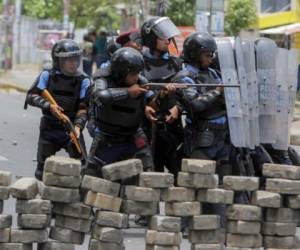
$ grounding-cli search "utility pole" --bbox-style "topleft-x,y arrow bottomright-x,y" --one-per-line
63,0 -> 70,32
208,0 -> 213,33
2,0 -> 11,70
14,0 -> 22,65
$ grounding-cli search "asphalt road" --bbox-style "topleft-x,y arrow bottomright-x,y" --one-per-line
0,91 -> 190,250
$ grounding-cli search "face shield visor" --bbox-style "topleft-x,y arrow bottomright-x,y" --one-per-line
55,50 -> 83,76
151,17 -> 180,40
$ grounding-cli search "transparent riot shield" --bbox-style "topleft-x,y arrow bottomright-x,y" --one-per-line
255,38 -> 277,144
242,40 -> 260,149
235,37 -> 251,148
217,38 -> 245,148
288,49 -> 299,138
272,48 -> 289,150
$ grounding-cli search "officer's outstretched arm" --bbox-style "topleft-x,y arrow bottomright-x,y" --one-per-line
93,78 -> 129,106
179,87 -> 222,113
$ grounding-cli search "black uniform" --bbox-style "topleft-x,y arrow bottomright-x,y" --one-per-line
24,39 -> 89,180
85,47 -> 153,177
141,17 -> 183,180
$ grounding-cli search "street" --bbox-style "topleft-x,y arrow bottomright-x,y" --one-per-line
0,91 -> 190,250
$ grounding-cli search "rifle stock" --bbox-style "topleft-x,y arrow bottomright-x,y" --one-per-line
41,90 -> 85,158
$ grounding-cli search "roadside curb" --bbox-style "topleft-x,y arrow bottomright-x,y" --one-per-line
0,83 -> 28,93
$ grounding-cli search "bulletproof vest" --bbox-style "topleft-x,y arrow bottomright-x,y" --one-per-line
43,72 -> 84,120
96,77 -> 145,136
143,54 -> 182,83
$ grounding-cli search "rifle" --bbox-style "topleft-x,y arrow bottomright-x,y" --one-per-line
143,83 -> 240,90
41,90 -> 87,161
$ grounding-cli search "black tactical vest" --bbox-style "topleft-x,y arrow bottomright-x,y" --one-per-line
143,52 -> 182,83
42,72 -> 85,120
95,77 -> 145,136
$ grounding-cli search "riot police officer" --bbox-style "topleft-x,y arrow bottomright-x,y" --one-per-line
84,47 -> 154,176
175,32 -> 232,178
25,39 -> 90,180
141,17 -> 183,180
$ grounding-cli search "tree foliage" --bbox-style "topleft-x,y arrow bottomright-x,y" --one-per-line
165,0 -> 195,26
20,0 -> 120,31
225,0 -> 258,36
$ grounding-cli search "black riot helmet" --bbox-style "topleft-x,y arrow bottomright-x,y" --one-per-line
141,16 -> 180,51
182,32 -> 217,66
51,39 -> 83,76
110,47 -> 144,84
105,37 -> 121,59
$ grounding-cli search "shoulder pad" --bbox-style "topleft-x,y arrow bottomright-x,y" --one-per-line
170,56 -> 183,70
94,78 -> 108,91
171,70 -> 193,83
93,66 -> 111,79
138,75 -> 148,85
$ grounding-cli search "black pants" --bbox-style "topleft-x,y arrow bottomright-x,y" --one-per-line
85,128 -> 153,178
35,118 -> 86,180
152,123 -> 183,182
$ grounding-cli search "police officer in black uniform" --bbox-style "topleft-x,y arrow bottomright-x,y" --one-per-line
85,47 -> 155,176
174,33 -> 232,225
175,32 -> 232,179
25,39 -> 90,180
141,17 -> 183,180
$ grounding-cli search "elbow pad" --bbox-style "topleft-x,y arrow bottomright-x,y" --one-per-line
28,94 -> 50,111
74,111 -> 88,130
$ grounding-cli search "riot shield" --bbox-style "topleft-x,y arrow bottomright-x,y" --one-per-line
272,48 -> 289,150
288,49 -> 299,138
217,38 -> 245,147
235,37 -> 251,148
242,40 -> 260,149
255,38 -> 277,144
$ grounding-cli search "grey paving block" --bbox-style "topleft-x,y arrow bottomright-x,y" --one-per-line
40,184 -> 80,203
81,175 -> 120,196
49,226 -> 85,244
42,172 -> 81,188
139,172 -> 174,188
96,211 -> 128,229
0,171 -> 12,186
37,242 -> 75,250
53,202 -> 92,219
44,156 -> 81,176
0,186 -> 10,200
92,226 -> 123,244
0,243 -> 33,250
0,214 -> 12,228
181,159 -> 216,174
149,215 -> 181,232
16,199 -> 52,214
17,214 -> 50,229
55,214 -> 92,233
124,185 -> 160,202
102,159 -> 143,181
10,229 -> 48,243
10,178 -> 38,199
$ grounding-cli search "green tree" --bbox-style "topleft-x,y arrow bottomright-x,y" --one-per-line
225,0 -> 258,36
165,0 -> 195,26
20,0 -> 120,31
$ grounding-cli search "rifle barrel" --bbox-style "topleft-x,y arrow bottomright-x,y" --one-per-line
143,83 -> 240,89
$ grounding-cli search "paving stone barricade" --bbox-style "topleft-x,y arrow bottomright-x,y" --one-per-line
1,156 -> 300,249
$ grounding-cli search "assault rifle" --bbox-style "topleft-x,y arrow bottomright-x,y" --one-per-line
41,89 -> 87,161
143,82 -> 240,90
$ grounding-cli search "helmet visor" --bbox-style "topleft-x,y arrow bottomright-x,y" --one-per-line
152,17 -> 181,40
58,55 -> 83,76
